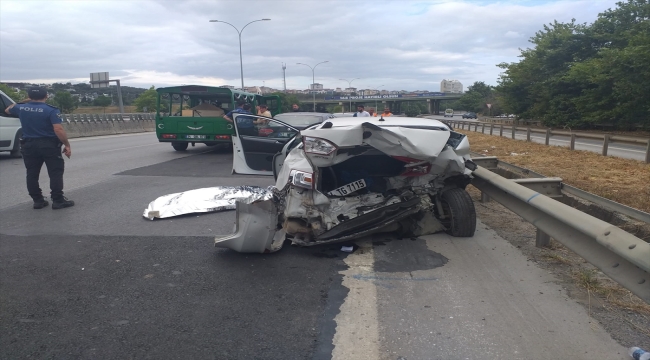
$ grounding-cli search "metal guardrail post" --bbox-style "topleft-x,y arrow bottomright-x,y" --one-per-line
602,134 -> 610,156
536,229 -> 551,247
474,122 -> 479,132
545,129 -> 551,145
646,140 -> 650,164
489,123 -> 494,135
481,123 -> 485,134
480,192 -> 490,203
570,134 -> 576,150
511,125 -> 516,139
526,127 -> 531,141
499,125 -> 503,137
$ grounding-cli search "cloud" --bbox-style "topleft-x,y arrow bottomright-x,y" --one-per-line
0,0 -> 619,91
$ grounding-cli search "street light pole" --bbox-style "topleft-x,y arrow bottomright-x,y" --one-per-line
209,19 -> 270,90
370,85 -> 384,114
339,78 -> 360,113
297,61 -> 329,112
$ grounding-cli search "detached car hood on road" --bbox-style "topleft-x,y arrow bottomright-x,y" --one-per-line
216,116 -> 476,253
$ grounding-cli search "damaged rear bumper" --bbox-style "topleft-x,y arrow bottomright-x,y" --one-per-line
214,200 -> 285,253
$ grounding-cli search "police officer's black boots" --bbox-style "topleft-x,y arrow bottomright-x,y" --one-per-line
52,196 -> 75,210
33,199 -> 49,209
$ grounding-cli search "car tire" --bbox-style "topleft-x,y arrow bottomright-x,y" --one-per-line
9,130 -> 22,158
171,141 -> 188,151
439,188 -> 476,237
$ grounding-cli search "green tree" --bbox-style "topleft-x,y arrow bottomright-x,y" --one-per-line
0,84 -> 27,102
455,81 -> 501,114
133,86 -> 158,112
496,0 -> 650,129
270,92 -> 301,113
93,95 -> 112,109
51,91 -> 79,114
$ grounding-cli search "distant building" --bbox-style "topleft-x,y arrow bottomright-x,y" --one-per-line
243,86 -> 262,94
440,79 -> 463,93
310,83 -> 323,90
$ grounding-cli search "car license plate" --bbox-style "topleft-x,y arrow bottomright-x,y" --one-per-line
185,135 -> 207,139
327,179 -> 367,197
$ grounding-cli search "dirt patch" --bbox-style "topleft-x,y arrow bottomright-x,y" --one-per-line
467,186 -> 650,347
463,132 -> 650,213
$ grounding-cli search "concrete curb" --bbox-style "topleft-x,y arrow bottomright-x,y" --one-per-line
61,113 -> 156,139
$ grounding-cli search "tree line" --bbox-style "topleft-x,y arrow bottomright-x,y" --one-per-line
459,0 -> 649,130
500,0 -> 649,129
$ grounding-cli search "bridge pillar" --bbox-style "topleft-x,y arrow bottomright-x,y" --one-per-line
434,100 -> 440,115
427,99 -> 432,114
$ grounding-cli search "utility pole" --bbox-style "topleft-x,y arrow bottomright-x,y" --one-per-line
297,61 -> 329,112
282,63 -> 287,93
339,78 -> 360,113
209,19 -> 271,90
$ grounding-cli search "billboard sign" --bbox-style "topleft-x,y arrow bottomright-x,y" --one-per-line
90,72 -> 109,89
325,92 -> 447,101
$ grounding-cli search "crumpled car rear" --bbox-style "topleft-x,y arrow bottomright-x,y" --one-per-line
216,120 -> 476,253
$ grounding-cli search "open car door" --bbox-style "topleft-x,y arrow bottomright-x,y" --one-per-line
232,113 -> 299,175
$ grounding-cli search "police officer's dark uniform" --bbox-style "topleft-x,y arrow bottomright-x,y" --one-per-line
6,87 -> 74,209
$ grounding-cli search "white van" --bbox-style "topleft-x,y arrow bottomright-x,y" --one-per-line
444,108 -> 454,117
0,90 -> 22,157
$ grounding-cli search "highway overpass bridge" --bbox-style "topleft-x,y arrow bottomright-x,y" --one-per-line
314,92 -> 463,114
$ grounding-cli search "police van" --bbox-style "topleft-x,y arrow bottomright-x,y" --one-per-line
0,90 -> 22,157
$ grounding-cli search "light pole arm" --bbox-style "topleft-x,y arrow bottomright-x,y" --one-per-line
240,19 -> 267,34
210,20 -> 239,34
210,19 -> 270,90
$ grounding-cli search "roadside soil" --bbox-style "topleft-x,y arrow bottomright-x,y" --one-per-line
467,186 -> 650,348
462,131 -> 650,214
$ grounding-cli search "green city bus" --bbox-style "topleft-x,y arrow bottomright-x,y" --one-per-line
155,85 -> 281,151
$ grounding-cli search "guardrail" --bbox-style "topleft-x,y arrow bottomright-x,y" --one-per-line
60,113 -> 155,122
445,119 -> 650,163
58,113 -> 156,138
469,159 -> 650,303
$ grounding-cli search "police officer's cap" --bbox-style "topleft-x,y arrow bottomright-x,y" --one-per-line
28,87 -> 48,99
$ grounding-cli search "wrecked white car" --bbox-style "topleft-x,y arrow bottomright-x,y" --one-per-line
216,113 -> 477,253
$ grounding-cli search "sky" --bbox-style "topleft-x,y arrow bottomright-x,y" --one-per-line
0,0 -> 620,92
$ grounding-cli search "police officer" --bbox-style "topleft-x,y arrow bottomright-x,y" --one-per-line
4,87 -> 75,209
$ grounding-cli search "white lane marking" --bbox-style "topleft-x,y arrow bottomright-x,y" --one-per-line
332,241 -> 380,360
102,144 -> 158,153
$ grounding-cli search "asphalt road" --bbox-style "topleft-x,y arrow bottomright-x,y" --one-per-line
0,133 -> 628,359
430,116 -> 648,161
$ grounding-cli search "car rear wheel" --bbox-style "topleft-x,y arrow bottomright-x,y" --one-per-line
438,188 -> 476,237
171,141 -> 188,151
9,130 -> 22,158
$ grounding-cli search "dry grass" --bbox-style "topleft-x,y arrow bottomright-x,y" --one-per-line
74,106 -> 138,114
572,268 -> 650,319
541,252 -> 572,265
464,132 -> 650,213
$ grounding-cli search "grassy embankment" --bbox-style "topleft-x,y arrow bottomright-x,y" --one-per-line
464,131 -> 650,320
463,131 -> 650,213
